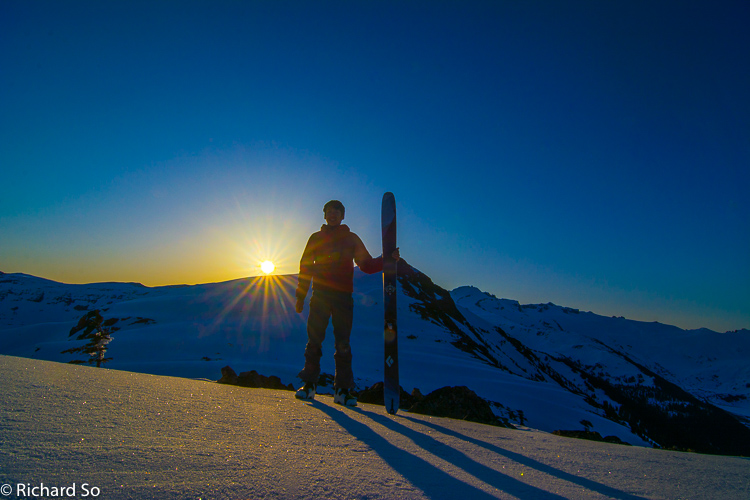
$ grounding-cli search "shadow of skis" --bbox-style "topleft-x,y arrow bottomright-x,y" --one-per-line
400,415 -> 650,500
312,402 -> 567,500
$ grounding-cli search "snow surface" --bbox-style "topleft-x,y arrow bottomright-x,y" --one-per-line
450,286 -> 750,423
1,270 -> 749,453
1,355 -> 748,500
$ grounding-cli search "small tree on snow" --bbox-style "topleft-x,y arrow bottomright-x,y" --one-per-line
62,310 -> 118,367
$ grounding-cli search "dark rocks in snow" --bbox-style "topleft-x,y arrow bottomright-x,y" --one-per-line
217,366 -> 294,391
237,370 -> 293,391
408,386 -> 510,427
354,382 -> 382,404
719,394 -> 747,403
317,372 -> 335,389
218,366 -> 239,385
130,317 -> 156,325
357,381 -> 423,409
553,430 -> 630,446
397,261 -> 507,372
560,355 -> 750,456
358,382 -> 512,428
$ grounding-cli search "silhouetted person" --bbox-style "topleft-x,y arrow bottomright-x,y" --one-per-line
295,200 -> 399,406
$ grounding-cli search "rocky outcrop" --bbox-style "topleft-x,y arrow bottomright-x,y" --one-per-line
357,381 -> 423,409
358,382 -> 513,428
553,430 -> 630,446
217,366 -> 294,391
217,366 -> 239,385
408,386 -> 510,427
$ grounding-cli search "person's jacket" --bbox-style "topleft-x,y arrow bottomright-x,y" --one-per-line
296,224 -> 383,299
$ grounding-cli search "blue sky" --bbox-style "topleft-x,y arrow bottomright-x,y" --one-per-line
1,1 -> 748,332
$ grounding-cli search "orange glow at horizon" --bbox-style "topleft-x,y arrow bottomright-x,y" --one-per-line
208,199 -> 307,281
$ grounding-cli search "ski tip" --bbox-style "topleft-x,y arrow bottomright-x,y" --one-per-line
385,398 -> 399,415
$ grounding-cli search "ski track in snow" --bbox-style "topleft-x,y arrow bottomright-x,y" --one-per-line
1,356 -> 748,500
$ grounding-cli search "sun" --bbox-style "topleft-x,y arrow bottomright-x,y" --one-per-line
260,260 -> 275,275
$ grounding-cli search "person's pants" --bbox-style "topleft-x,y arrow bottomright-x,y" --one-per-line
298,289 -> 354,389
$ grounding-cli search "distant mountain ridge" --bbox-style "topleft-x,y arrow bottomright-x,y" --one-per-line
1,266 -> 748,456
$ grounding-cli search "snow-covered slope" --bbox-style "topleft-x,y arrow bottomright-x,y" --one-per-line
1,266 -> 748,456
5,355 -> 750,500
451,286 -> 750,420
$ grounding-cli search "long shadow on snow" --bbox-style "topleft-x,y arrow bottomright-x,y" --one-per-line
401,415 -> 649,500
313,401 -> 567,500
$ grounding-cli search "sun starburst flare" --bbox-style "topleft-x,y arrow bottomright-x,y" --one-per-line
260,260 -> 275,274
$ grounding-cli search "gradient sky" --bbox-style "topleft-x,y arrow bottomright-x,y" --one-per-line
2,1 -> 748,332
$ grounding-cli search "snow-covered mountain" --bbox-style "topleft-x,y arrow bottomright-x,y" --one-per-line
1,264 -> 748,456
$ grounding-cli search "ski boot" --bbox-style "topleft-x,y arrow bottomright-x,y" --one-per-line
295,382 -> 316,401
334,388 -> 357,407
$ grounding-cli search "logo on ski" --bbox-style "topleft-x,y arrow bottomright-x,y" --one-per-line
386,355 -> 394,368
385,283 -> 396,295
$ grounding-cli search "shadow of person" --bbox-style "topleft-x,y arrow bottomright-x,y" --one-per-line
312,401 -> 568,500
400,414 -> 649,500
